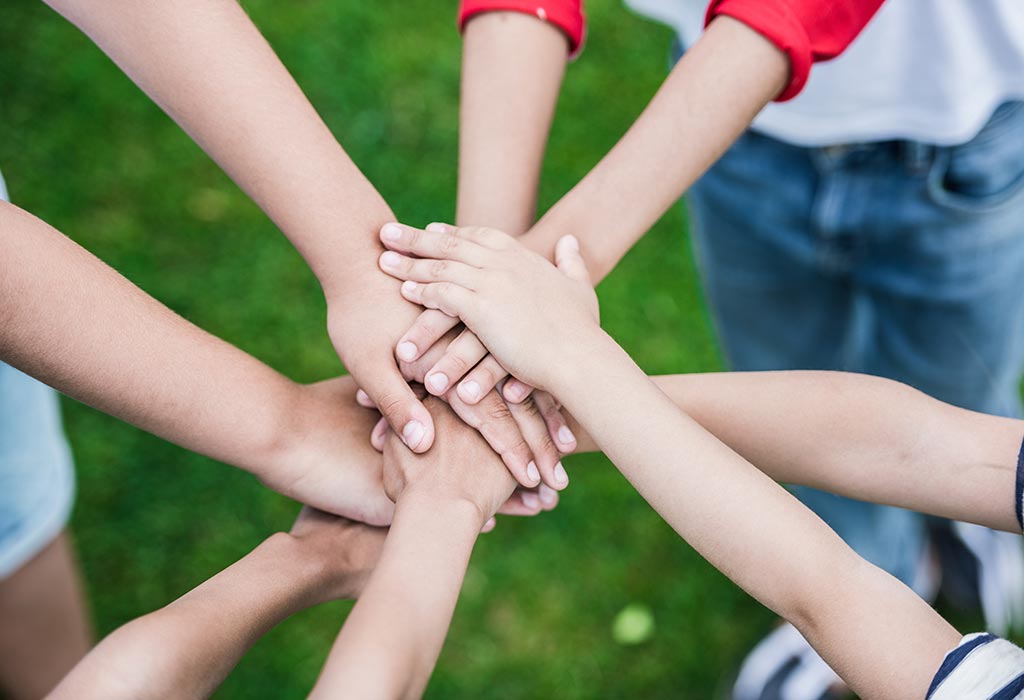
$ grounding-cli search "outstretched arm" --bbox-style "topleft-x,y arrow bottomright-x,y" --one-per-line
310,400 -> 517,700
376,224 -> 971,698
0,202 -> 394,523
520,15 -> 788,279
568,371 -> 1024,534
40,0 -> 435,450
49,511 -> 386,700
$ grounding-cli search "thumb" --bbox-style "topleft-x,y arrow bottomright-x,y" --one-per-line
358,363 -> 435,453
554,235 -> 592,286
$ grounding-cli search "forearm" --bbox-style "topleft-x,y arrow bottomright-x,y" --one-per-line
49,534 -> 333,700
0,202 -> 301,476
567,370 -> 1022,532
556,338 -> 958,698
43,0 -> 392,296
520,16 -> 787,279
310,496 -> 481,700
457,12 -> 568,234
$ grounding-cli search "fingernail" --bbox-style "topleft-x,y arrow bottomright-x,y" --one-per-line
402,420 -> 426,450
402,280 -> 418,293
381,223 -> 402,241
526,461 -> 540,484
396,341 -> 418,362
426,222 -> 447,233
507,381 -> 527,401
557,425 -> 576,445
554,462 -> 569,488
380,251 -> 401,268
564,234 -> 580,252
521,491 -> 540,510
459,380 -> 482,402
426,373 -> 449,393
356,389 -> 371,404
539,484 -> 558,506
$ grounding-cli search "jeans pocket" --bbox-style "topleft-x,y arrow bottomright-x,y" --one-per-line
927,101 -> 1024,214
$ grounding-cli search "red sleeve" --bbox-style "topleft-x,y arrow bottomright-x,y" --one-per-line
458,0 -> 586,57
705,0 -> 884,101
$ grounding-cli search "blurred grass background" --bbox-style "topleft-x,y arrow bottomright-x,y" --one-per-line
0,1 -> 995,698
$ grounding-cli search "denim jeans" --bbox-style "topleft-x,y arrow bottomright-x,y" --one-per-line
685,101 -> 1024,587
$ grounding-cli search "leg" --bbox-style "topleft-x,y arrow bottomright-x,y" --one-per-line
0,361 -> 91,699
0,532 -> 92,700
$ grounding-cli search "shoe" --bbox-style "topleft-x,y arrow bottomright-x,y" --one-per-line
732,624 -> 850,700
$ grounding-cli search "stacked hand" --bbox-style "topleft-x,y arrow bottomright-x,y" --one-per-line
377,222 -> 600,397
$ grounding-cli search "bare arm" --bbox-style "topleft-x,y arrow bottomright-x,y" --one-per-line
457,11 -> 568,234
310,401 -> 517,700
0,202 -> 393,523
520,16 -> 788,280
375,224 -> 969,698
41,0 -> 435,449
565,371 -> 1024,534
48,511 -> 386,700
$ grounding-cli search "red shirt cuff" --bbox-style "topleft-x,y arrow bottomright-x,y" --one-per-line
458,0 -> 586,57
706,0 -> 884,102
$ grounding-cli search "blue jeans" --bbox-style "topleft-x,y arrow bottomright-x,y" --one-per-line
686,101 -> 1024,587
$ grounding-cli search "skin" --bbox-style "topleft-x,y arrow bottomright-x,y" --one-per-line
309,400 -> 517,700
33,0 -> 557,486
0,533 -> 92,700
374,222 -> 1016,699
48,509 -> 387,700
396,14 -> 789,401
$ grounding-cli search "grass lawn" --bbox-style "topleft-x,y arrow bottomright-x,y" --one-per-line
0,1 -> 1000,698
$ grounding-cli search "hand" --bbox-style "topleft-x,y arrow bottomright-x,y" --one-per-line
358,329 -> 576,490
287,507 -> 387,600
261,376 -> 394,526
395,309 -> 538,407
377,223 -> 600,392
325,271 -> 436,453
382,397 -> 518,525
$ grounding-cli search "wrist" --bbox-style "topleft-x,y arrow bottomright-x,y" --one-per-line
254,533 -> 334,606
396,489 -> 488,533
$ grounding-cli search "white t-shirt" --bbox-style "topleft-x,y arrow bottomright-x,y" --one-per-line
624,0 -> 1024,146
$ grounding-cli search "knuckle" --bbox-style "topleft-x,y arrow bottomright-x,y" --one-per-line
440,233 -> 461,253
429,259 -> 448,278
375,391 -> 408,422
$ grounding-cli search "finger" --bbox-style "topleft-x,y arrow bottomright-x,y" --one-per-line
419,328 -> 488,398
395,309 -> 461,364
459,354 -> 511,405
360,366 -> 435,453
379,222 -> 491,264
534,390 -> 577,454
481,517 -> 497,533
502,377 -> 535,404
497,489 -> 543,516
370,416 -> 388,452
356,388 -> 376,409
508,392 -> 568,491
447,389 -> 541,489
554,234 -> 592,285
538,484 -> 560,511
400,280 -> 476,320
379,250 -> 483,288
398,327 -> 462,384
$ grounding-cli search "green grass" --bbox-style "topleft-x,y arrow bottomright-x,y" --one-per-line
0,2 -> 996,698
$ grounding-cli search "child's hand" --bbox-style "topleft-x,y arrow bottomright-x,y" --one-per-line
381,396 -> 517,527
287,507 -> 387,600
261,376 -> 395,526
377,223 -> 600,393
